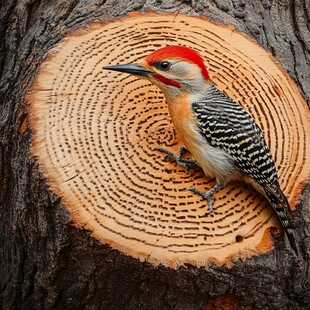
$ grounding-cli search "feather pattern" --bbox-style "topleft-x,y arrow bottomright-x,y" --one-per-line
192,84 -> 278,186
191,84 -> 298,255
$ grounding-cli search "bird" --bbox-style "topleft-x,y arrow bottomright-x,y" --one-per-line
103,45 -> 298,255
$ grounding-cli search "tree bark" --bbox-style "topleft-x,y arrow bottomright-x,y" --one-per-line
0,0 -> 309,309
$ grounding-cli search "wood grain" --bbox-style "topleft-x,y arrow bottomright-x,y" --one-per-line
28,13 -> 310,268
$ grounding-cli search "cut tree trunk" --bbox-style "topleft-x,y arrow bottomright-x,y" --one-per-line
1,1 -> 310,309
27,12 -> 309,267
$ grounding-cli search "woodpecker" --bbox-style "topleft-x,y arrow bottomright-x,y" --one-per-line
103,45 -> 298,255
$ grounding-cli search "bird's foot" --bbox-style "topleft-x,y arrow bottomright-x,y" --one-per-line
155,146 -> 200,171
187,187 -> 214,214
187,181 -> 224,215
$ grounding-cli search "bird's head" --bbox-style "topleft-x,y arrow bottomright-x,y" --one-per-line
103,46 -> 211,101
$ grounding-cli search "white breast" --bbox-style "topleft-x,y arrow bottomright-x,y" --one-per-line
185,122 -> 237,182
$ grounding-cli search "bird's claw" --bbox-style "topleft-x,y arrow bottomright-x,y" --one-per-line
187,186 -> 214,215
154,146 -> 198,171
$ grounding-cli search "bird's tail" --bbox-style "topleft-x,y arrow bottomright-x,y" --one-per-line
264,183 -> 299,256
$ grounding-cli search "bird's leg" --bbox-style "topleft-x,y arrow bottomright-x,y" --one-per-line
187,180 -> 224,215
155,146 -> 200,170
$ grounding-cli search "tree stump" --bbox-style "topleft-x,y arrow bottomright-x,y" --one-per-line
1,1 -> 310,309
28,13 -> 309,268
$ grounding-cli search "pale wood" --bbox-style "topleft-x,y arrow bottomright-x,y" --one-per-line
28,13 -> 310,268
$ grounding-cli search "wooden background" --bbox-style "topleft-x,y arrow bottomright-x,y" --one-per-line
0,0 -> 309,309
28,13 -> 308,268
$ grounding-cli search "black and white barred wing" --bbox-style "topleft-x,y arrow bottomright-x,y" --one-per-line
192,85 -> 298,255
191,85 -> 278,186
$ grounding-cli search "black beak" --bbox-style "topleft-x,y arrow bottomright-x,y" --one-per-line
103,64 -> 153,77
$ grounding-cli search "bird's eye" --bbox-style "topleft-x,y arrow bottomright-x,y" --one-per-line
155,61 -> 171,71
160,61 -> 171,70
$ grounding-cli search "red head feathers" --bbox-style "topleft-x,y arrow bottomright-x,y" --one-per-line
146,46 -> 210,81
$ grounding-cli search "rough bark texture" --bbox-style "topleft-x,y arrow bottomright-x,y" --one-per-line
0,0 -> 309,309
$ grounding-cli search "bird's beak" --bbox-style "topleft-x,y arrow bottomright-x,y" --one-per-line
103,64 -> 153,77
